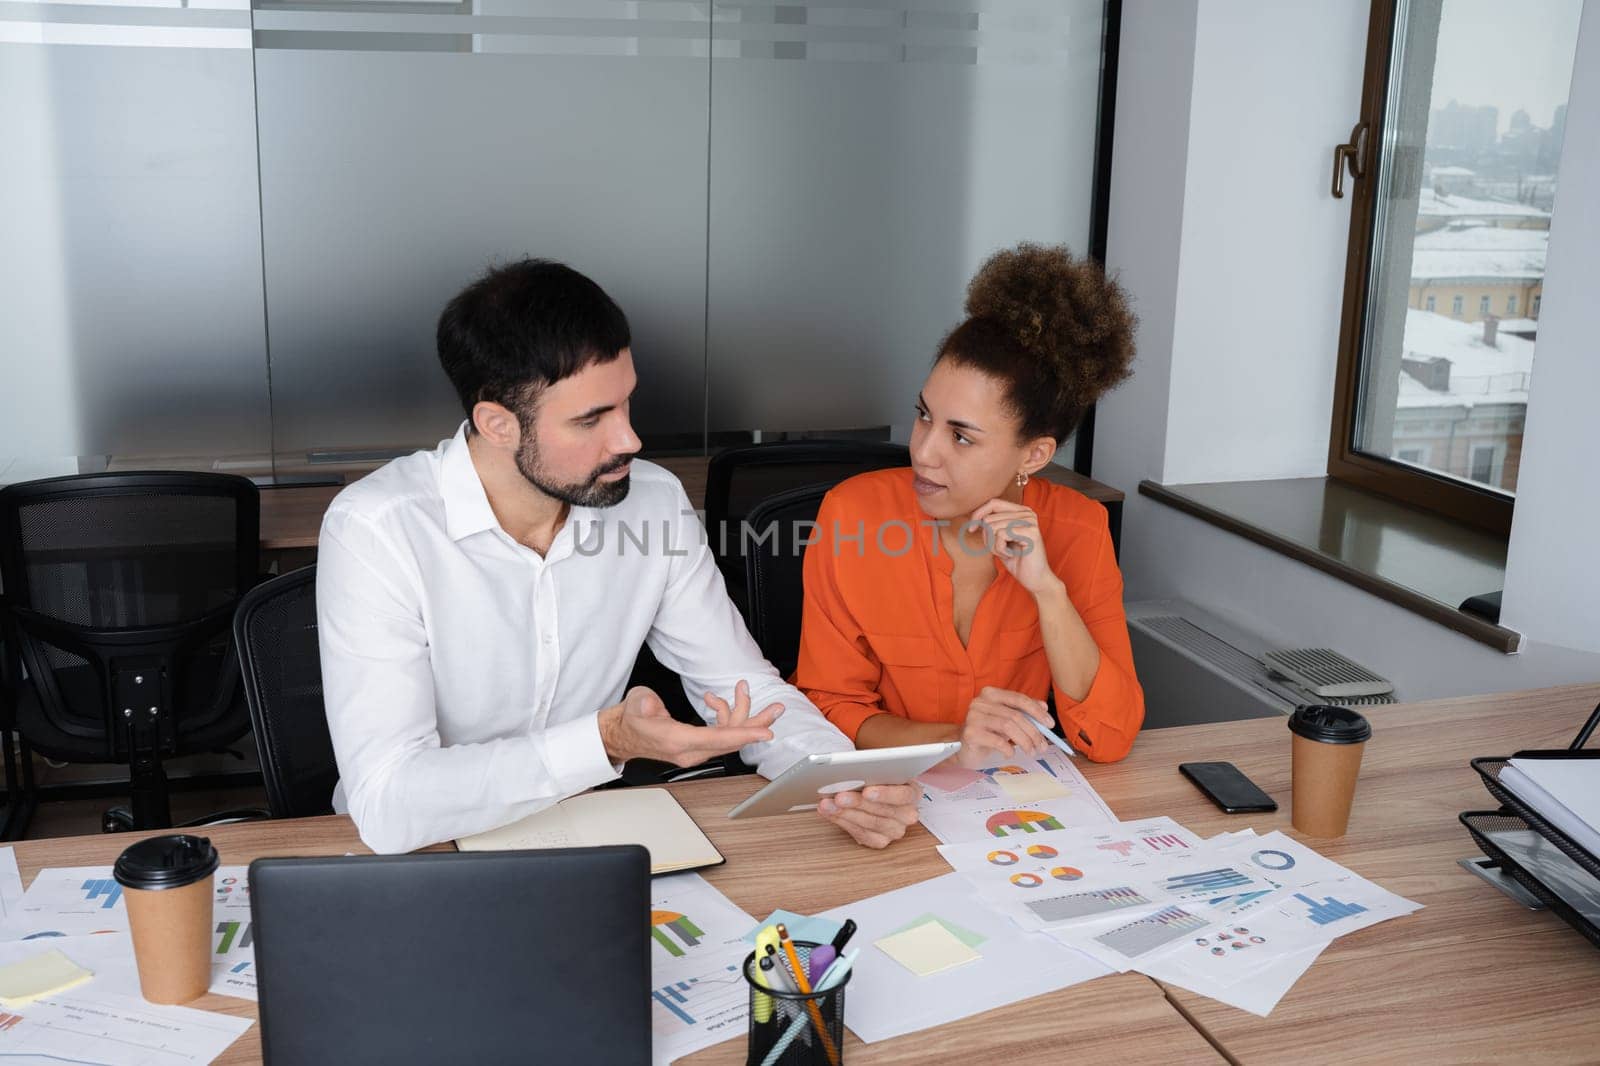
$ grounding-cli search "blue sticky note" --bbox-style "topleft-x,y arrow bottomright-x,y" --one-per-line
742,909 -> 843,947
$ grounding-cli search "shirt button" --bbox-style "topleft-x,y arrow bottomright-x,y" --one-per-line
542,634 -> 554,644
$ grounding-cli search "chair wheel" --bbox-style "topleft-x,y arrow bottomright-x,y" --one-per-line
101,807 -> 136,833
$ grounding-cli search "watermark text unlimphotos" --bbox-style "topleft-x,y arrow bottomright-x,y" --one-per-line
570,511 -> 1033,558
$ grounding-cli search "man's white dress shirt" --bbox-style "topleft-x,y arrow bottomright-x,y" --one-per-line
317,425 -> 852,854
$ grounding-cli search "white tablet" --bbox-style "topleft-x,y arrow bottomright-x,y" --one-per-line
726,742 -> 961,819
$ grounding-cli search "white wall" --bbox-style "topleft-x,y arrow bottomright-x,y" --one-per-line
1098,0 -> 1600,699
1162,0 -> 1369,484
1499,0 -> 1600,656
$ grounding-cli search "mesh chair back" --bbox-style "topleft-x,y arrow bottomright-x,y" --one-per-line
705,441 -> 908,593
0,473 -> 258,758
743,483 -> 833,679
233,566 -> 336,818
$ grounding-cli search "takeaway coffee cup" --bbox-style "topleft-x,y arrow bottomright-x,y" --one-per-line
1287,705 -> 1372,837
113,834 -> 220,1004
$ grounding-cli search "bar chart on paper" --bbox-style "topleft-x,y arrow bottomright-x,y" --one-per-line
1161,868 -> 1255,896
215,921 -> 253,954
1026,886 -> 1154,923
651,964 -> 744,1031
1093,905 -> 1210,961
651,911 -> 706,958
81,879 -> 122,910
1292,892 -> 1369,926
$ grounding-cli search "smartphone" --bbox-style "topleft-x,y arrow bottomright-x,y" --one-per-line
1179,762 -> 1278,814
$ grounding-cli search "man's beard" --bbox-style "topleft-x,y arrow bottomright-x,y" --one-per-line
516,435 -> 636,508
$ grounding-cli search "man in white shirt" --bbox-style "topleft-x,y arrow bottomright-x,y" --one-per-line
317,259 -> 921,854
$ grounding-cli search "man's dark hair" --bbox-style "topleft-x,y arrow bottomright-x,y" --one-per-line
437,258 -> 631,424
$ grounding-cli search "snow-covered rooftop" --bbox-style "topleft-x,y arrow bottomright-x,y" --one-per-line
1396,310 -> 1534,409
1410,225 -> 1546,282
1417,188 -> 1550,220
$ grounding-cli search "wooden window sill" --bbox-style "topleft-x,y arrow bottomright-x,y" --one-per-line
1139,477 -> 1520,652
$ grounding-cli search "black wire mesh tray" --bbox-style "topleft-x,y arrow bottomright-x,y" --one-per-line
1470,753 -> 1600,881
1460,810 -> 1600,950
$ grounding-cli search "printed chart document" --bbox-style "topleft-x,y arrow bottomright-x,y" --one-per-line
0,933 -> 251,1063
647,873 -> 756,1065
818,873 -> 1110,1043
457,788 -> 724,875
1124,830 -> 1420,1005
917,751 -> 1117,845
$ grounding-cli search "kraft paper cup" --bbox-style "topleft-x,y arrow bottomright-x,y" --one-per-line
114,834 -> 219,1004
1288,705 -> 1372,838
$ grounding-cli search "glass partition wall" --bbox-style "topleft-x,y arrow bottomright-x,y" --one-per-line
2,0 -> 1107,483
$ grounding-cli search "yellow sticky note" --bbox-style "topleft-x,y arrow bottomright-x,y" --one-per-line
874,919 -> 981,977
0,950 -> 94,1005
997,772 -> 1071,802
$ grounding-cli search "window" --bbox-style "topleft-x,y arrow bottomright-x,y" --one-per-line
1328,0 -> 1580,536
1469,444 -> 1496,486
1533,294 -> 1542,316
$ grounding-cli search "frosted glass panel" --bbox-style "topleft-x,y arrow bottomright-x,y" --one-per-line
706,1 -> 1104,434
0,15 -> 269,473
254,2 -> 712,458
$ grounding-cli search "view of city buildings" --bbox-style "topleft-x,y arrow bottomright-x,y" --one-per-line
1388,94 -> 1564,494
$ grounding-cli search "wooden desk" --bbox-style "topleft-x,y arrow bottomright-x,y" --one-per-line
1091,683 -> 1600,1065
21,683 -> 1585,1063
9,787 -> 1215,1065
259,457 -> 1125,553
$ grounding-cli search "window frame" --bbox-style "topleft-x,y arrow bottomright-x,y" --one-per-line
1327,0 -> 1514,537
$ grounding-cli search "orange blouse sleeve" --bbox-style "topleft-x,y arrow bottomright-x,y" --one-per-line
793,493 -> 885,743
1052,521 -> 1145,763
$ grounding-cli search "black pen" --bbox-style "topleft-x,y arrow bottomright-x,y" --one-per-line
830,918 -> 857,952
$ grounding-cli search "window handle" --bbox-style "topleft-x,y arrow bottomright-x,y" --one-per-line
1331,122 -> 1370,199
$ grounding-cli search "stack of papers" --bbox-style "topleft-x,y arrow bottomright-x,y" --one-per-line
936,821 -> 1419,1015
1499,757 -> 1600,858
908,760 -> 1424,1021
0,862 -> 259,1002
0,849 -> 252,1064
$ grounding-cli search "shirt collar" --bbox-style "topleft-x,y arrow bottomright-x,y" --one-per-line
439,422 -> 501,542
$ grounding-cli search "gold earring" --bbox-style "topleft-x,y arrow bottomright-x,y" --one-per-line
1015,471 -> 1029,488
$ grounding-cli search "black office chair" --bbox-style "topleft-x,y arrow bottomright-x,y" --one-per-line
704,440 -> 909,606
0,472 -> 266,834
233,565 -> 337,819
741,482 -> 835,679
0,618 -> 37,839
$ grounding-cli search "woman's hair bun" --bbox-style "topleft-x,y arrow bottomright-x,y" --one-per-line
963,242 -> 1136,411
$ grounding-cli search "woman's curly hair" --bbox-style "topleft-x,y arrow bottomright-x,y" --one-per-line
938,243 -> 1136,443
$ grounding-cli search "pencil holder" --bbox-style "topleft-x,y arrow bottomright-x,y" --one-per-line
742,942 -> 850,1066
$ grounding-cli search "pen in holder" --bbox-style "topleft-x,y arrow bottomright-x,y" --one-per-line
742,942 -> 851,1066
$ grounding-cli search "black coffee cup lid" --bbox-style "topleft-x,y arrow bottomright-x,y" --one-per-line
113,834 -> 220,890
1288,704 -> 1372,745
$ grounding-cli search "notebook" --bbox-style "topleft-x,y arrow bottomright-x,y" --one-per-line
456,787 -> 724,874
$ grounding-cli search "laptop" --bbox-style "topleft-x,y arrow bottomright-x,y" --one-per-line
249,847 -> 651,1065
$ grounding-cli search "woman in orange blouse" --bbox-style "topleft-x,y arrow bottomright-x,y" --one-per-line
795,244 -> 1144,766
